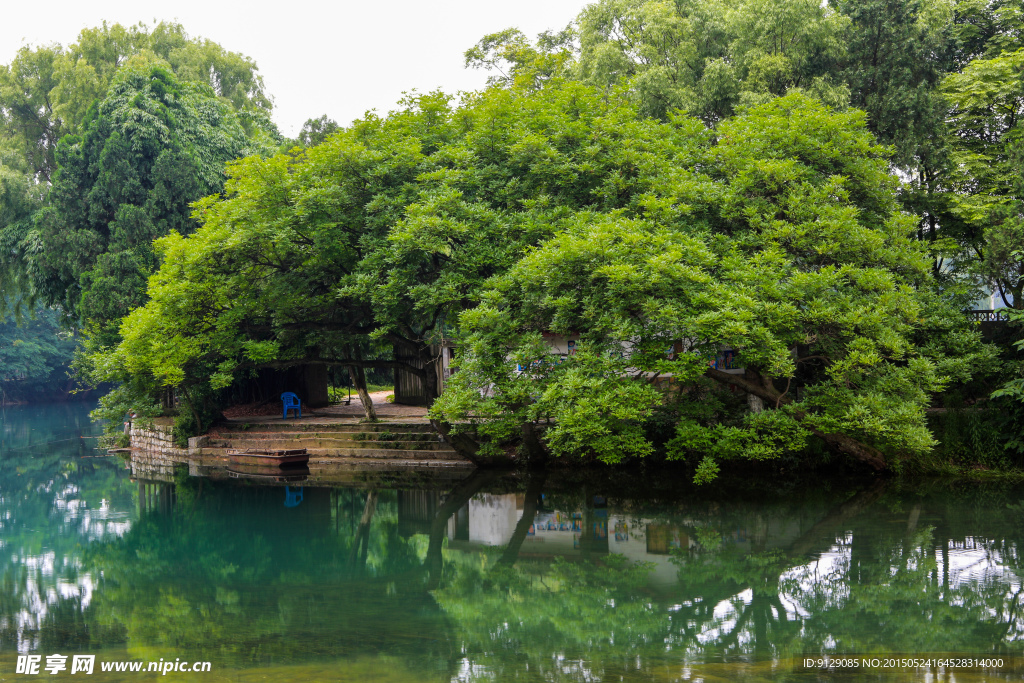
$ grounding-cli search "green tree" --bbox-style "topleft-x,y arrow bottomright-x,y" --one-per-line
0,22 -> 276,314
432,94 -> 989,478
835,0 -> 952,169
0,143 -> 43,309
465,27 -> 577,89
90,82 -> 688,417
941,47 -> 1024,308
26,63 -> 267,344
470,0 -> 851,123
297,114 -> 340,147
829,0 -> 959,285
0,306 -> 78,403
0,21 -> 271,182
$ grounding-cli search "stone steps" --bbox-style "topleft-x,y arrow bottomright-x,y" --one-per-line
130,419 -> 472,464
193,419 -> 465,461
202,437 -> 450,451
206,430 -> 440,442
216,421 -> 435,434
193,445 -> 463,460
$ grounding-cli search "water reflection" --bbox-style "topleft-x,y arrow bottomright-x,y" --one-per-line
2,403 -> 1024,681
430,478 -> 1024,680
0,403 -> 131,653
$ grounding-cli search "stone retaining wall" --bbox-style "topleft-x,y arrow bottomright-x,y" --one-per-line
131,452 -> 183,482
130,420 -> 190,459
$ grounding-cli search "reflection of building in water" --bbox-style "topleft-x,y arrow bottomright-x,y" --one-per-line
138,480 -> 176,515
467,493 -> 520,546
434,493 -> 815,589
437,493 -> 684,584
609,522 -> 689,588
397,490 -> 442,537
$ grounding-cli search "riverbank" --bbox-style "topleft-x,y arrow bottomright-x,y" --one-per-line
129,411 -> 473,472
131,408 -> 1024,486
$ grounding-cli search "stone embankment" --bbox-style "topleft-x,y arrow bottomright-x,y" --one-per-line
129,418 -> 189,459
130,417 -> 473,468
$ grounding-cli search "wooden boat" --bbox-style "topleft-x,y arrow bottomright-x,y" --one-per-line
227,461 -> 311,476
227,448 -> 309,467
226,466 -> 309,483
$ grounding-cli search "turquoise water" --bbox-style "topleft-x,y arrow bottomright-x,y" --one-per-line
1,401 -> 1023,682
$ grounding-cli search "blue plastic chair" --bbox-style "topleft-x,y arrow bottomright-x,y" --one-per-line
281,392 -> 301,419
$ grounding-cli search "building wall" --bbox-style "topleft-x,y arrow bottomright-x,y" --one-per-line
394,344 -> 441,406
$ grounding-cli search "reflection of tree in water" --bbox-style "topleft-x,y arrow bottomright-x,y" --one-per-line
434,554 -> 666,680
662,481 -> 1024,661
790,490 -> 1024,655
432,475 -> 1024,679
80,478 -> 454,668
9,450 -> 1024,680
0,403 -> 133,652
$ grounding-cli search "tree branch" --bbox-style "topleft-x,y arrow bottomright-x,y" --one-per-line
704,367 -> 787,405
703,367 -> 888,471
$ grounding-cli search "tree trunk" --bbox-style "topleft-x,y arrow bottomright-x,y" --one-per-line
348,363 -> 377,422
521,421 -> 548,464
349,490 -> 378,567
812,430 -> 888,471
497,471 -> 547,566
906,503 -> 921,538
745,368 -> 765,413
430,419 -> 485,464
425,469 -> 501,589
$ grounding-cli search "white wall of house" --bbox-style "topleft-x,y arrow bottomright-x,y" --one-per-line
973,288 -> 1013,310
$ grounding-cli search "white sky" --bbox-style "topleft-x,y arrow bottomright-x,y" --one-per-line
0,0 -> 592,138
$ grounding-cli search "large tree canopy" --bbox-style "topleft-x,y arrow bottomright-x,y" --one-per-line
0,22 -> 277,320
20,63 -> 270,344
457,0 -> 1024,463
90,83 -> 989,475
431,94 -> 988,479
93,82 -> 697,409
0,21 -> 272,183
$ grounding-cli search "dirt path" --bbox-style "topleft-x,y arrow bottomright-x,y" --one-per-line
222,391 -> 428,420
314,391 -> 428,418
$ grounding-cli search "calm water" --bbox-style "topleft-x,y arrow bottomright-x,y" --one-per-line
1,402 -> 1023,682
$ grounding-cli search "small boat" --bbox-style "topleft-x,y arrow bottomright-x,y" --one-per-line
227,462 -> 311,476
226,466 -> 309,483
227,449 -> 309,468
